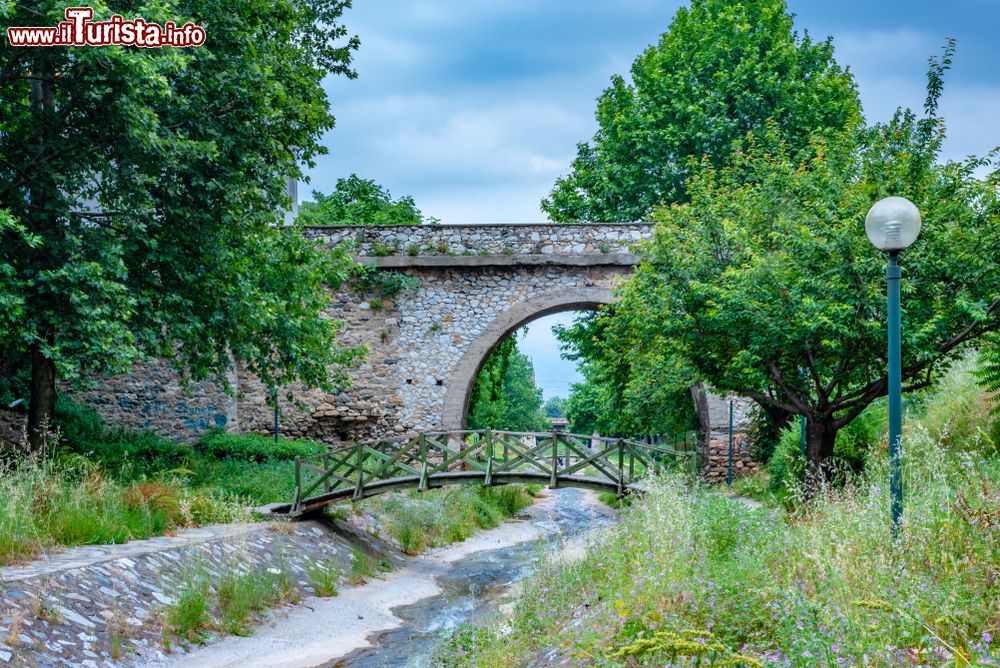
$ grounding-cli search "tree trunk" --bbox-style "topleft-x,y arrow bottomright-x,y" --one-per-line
27,340 -> 57,453
25,56 -> 58,453
805,418 -> 838,475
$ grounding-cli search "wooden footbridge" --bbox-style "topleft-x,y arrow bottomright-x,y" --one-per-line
279,430 -> 696,517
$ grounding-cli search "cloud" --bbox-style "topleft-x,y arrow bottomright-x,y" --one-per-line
304,2 -> 1000,224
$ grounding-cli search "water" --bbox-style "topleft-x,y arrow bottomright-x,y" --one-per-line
326,487 -> 614,668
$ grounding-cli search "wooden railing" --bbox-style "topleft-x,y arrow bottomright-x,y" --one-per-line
285,429 -> 695,516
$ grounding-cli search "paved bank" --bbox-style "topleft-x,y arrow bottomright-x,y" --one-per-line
0,519 -> 402,667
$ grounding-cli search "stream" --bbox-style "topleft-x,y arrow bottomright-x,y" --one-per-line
327,487 -> 615,668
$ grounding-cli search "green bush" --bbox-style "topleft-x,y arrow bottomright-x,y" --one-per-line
53,396 -> 188,475
910,356 -> 997,455
196,428 -> 324,463
768,403 -> 885,496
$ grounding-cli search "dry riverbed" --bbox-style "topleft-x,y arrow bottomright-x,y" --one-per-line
139,489 -> 612,668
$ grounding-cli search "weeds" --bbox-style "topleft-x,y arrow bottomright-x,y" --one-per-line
435,369 -> 1000,667
359,484 -> 534,556
306,559 -> 340,597
0,457 -> 246,565
347,547 -> 389,584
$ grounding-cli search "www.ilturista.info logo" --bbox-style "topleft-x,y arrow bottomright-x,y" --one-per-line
6,7 -> 206,47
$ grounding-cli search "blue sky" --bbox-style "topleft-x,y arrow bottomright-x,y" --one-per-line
303,0 -> 1000,398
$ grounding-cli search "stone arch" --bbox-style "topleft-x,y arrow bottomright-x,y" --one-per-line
439,287 -> 615,430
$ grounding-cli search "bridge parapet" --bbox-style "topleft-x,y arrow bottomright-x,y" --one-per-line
303,223 -> 654,259
282,429 -> 695,516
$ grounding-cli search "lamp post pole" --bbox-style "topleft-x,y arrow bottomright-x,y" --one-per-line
865,195 -> 921,535
887,252 -> 903,532
727,399 -> 734,486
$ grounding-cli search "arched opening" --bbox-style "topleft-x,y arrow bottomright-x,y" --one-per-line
439,288 -> 614,430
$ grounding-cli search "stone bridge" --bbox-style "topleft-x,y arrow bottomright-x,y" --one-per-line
70,223 -> 756,480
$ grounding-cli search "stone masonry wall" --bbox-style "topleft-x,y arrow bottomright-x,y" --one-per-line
68,360 -> 238,444
303,222 -> 651,257
692,384 -> 759,482
235,263 -> 629,441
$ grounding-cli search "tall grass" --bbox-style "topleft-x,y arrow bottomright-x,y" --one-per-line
435,368 -> 999,667
0,457 -> 246,565
362,484 -> 536,556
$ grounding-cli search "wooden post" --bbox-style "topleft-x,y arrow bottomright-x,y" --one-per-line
485,428 -> 493,461
617,439 -> 625,497
323,452 -> 331,493
293,456 -> 302,513
353,441 -> 364,500
550,434 -> 559,488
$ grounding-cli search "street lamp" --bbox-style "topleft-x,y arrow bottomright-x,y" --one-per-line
865,196 -> 922,533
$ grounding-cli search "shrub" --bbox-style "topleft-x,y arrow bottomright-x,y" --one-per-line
195,429 -> 324,463
53,396 -> 188,475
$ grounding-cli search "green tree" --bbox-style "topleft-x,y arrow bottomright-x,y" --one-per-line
610,44 -> 1000,467
0,0 -> 361,450
297,175 -> 436,226
556,311 -> 696,438
467,337 -> 516,430
542,0 -> 860,222
467,334 -> 549,432
543,396 -> 567,419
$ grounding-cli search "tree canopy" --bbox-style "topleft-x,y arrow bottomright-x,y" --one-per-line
578,43 -> 1000,465
542,0 -> 860,222
296,175 -> 436,226
0,0 -> 361,449
556,312 -> 696,438
467,334 -> 549,432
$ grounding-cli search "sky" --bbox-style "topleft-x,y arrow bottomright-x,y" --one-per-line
302,0 -> 1000,399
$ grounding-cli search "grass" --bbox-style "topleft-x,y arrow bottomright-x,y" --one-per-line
164,562 -> 300,641
347,547 -> 391,585
305,558 -> 341,597
0,457 -> 247,565
359,483 -> 536,556
434,365 -> 1000,667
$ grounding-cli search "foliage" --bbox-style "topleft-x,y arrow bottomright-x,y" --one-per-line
165,579 -> 212,642
305,559 -> 341,597
0,458 -> 246,565
296,174 -> 437,226
53,396 -> 189,475
467,334 -> 550,432
542,396 -> 567,418
594,43 -> 1000,465
556,312 -> 697,437
437,448 -> 1000,667
542,0 -> 860,222
362,484 -> 534,556
349,265 -> 420,298
196,429 -> 324,463
346,547 -> 391,585
165,562 -> 299,640
974,336 -> 1000,438
0,0 -> 362,450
